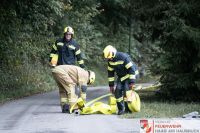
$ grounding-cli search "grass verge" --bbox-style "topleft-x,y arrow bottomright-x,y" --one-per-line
123,86 -> 200,118
0,64 -> 56,104
0,62 -> 107,104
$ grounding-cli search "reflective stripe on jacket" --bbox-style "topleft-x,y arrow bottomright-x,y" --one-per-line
49,38 -> 85,68
107,52 -> 139,87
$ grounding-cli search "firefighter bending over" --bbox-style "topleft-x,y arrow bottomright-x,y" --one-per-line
103,45 -> 139,115
52,65 -> 95,113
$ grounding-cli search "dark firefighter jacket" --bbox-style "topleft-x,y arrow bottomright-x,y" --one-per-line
107,52 -> 139,87
49,38 -> 85,68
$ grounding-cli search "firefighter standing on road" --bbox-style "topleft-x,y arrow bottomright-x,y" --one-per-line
49,26 -> 85,68
103,45 -> 139,115
52,65 -> 95,113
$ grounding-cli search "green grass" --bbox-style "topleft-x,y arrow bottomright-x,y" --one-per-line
124,101 -> 200,118
123,87 -> 200,118
0,64 -> 56,104
0,62 -> 107,104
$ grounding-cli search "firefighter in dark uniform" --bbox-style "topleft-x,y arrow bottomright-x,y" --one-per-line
49,26 -> 85,68
103,45 -> 139,115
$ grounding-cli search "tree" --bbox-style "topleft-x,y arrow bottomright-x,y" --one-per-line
0,0 -> 65,97
94,0 -> 200,101
151,0 -> 200,101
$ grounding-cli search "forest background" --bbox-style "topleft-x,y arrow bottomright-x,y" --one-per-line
0,0 -> 199,102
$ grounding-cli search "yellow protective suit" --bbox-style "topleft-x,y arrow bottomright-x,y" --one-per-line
52,65 -> 89,110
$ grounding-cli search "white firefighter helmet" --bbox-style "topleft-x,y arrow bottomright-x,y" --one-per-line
103,45 -> 117,59
64,26 -> 74,35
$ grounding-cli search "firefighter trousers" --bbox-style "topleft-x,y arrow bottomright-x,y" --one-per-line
52,69 -> 78,109
114,79 -> 130,113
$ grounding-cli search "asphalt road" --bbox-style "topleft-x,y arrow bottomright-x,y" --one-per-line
0,86 -> 143,133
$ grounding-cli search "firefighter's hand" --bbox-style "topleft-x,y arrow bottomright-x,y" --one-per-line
109,86 -> 115,94
49,62 -> 56,68
81,93 -> 86,101
129,83 -> 135,90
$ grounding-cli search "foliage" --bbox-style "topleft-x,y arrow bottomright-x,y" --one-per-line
0,0 -> 65,102
124,88 -> 200,118
0,0 -> 108,102
95,0 -> 200,101
147,0 -> 200,101
0,0 -> 199,102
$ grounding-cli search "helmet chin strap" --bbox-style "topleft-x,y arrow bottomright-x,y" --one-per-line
112,52 -> 115,57
87,71 -> 90,84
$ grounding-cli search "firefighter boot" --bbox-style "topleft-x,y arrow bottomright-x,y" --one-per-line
62,104 -> 70,113
117,102 -> 125,115
124,102 -> 131,113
